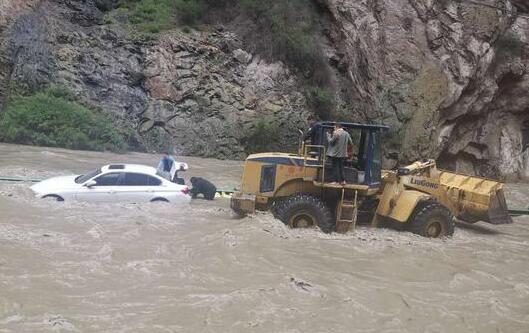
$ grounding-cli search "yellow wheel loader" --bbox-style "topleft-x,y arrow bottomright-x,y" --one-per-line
231,122 -> 512,238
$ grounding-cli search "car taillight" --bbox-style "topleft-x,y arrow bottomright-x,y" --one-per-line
181,187 -> 190,195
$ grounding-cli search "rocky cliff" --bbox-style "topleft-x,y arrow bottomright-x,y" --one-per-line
318,0 -> 529,180
0,0 -> 528,180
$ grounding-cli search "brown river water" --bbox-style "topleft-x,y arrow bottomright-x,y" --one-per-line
0,143 -> 528,333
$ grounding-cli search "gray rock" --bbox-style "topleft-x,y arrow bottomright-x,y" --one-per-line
319,0 -> 529,180
233,48 -> 252,64
141,31 -> 308,159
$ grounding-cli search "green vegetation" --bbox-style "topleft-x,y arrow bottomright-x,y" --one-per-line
241,0 -> 319,72
113,0 -> 334,118
113,0 -> 176,33
239,0 -> 333,118
174,0 -> 207,25
114,0 -> 326,74
244,118 -> 279,154
113,0 -> 219,31
0,87 -> 127,152
307,87 -> 333,118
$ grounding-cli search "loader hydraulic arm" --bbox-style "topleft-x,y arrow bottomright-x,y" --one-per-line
396,159 -> 436,176
377,160 -> 512,226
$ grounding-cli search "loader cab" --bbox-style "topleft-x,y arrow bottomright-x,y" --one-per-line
309,122 -> 389,187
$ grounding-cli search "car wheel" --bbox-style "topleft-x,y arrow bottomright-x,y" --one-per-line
42,194 -> 64,202
150,197 -> 169,203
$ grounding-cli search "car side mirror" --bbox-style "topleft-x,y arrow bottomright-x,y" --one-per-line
84,180 -> 97,188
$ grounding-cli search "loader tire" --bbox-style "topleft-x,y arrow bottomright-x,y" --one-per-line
275,194 -> 335,233
408,201 -> 454,238
270,199 -> 283,219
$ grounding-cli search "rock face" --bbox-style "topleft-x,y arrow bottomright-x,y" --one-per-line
0,0 -> 147,135
0,0 -> 41,108
0,0 -> 307,158
141,31 -> 307,158
319,0 -> 529,180
0,0 -> 528,179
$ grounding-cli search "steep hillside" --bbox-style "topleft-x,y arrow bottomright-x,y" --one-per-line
0,0 -> 528,180
318,0 -> 529,180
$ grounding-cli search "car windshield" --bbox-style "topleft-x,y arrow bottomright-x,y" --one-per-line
75,168 -> 102,184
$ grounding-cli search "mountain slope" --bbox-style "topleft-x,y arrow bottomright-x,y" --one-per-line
0,0 -> 527,180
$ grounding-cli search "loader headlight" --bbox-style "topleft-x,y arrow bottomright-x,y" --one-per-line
397,167 -> 410,176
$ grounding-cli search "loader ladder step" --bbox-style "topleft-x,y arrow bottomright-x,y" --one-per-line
336,189 -> 358,234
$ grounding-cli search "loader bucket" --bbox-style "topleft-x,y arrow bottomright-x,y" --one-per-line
485,188 -> 512,224
438,171 -> 512,225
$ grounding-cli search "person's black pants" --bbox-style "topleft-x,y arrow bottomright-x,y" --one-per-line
330,157 -> 346,183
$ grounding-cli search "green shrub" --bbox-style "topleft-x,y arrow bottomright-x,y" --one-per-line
116,0 -> 217,29
307,87 -> 334,119
240,0 -> 321,74
113,0 -> 335,117
173,0 -> 234,26
0,88 -> 127,152
239,0 -> 334,118
244,118 -> 279,154
174,0 -> 207,25
117,0 -> 175,33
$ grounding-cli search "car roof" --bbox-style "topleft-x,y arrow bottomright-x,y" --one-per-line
319,121 -> 390,131
101,164 -> 158,176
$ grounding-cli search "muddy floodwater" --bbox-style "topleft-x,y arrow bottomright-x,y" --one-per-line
0,143 -> 528,333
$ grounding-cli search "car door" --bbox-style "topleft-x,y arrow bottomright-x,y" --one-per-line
75,172 -> 123,202
116,173 -> 162,202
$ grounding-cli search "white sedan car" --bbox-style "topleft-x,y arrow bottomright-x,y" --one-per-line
31,164 -> 191,204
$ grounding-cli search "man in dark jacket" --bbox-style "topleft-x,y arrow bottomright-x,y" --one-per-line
190,177 -> 217,200
303,115 -> 325,159
303,115 -> 322,146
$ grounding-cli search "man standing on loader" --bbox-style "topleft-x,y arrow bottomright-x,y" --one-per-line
303,115 -> 322,146
326,123 -> 353,185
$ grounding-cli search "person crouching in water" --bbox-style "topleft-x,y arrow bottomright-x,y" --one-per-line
326,123 -> 353,185
190,177 -> 217,200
